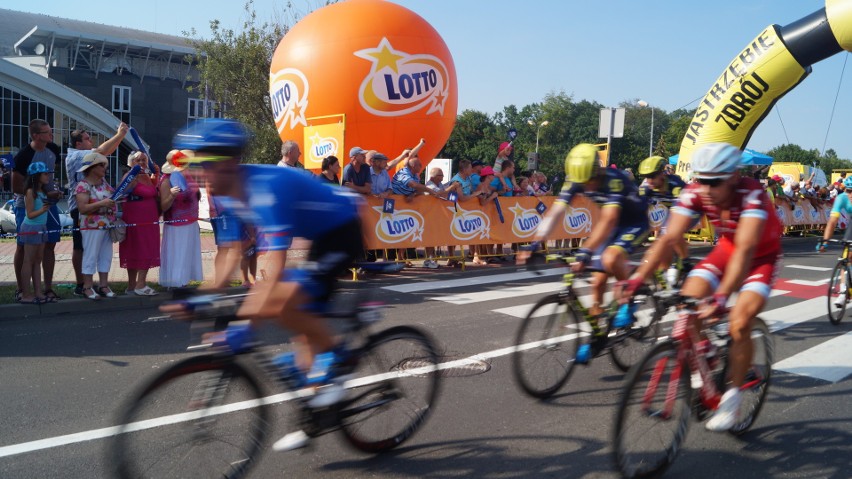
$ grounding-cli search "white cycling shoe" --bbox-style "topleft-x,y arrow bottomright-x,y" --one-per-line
273,430 -> 310,452
705,388 -> 742,432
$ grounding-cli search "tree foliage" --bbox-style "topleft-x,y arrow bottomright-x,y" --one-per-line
185,1 -> 287,164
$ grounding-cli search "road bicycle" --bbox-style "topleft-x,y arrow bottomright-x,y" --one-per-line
108,291 -> 441,479
612,290 -> 773,478
826,238 -> 852,325
512,254 -> 661,399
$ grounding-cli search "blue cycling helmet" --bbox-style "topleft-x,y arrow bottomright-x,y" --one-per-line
27,161 -> 49,175
172,119 -> 249,156
690,143 -> 742,179
843,177 -> 852,189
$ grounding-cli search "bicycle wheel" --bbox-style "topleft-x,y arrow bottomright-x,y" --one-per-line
613,340 -> 692,479
728,317 -> 773,435
512,293 -> 583,399
610,286 -> 661,372
110,355 -> 270,479
339,325 -> 440,453
827,261 -> 850,325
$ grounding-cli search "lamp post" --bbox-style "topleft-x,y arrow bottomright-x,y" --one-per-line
527,119 -> 550,153
637,100 -> 654,156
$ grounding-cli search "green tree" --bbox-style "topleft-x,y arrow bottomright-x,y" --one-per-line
185,1 -> 289,164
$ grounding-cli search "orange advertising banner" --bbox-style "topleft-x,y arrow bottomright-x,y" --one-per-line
359,196 -> 600,249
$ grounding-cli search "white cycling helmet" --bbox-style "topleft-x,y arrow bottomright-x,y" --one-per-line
690,143 -> 742,179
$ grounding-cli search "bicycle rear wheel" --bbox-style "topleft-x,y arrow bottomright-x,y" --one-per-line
613,340 -> 691,479
512,293 -> 582,399
110,355 -> 270,479
728,317 -> 773,435
339,326 -> 440,453
610,286 -> 661,372
827,261 -> 849,325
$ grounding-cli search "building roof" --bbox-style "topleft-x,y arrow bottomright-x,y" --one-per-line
0,8 -> 193,57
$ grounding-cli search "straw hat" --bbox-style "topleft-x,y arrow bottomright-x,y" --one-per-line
162,149 -> 194,174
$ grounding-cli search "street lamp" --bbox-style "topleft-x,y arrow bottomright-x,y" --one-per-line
527,119 -> 550,153
637,100 -> 654,156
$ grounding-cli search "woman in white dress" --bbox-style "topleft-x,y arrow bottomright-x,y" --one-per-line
158,149 -> 203,288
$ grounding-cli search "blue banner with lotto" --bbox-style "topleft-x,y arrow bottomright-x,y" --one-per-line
112,165 -> 141,201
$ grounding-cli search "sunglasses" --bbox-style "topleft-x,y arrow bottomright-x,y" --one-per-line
696,176 -> 728,187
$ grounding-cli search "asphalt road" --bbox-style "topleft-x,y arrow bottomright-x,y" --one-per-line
0,237 -> 850,479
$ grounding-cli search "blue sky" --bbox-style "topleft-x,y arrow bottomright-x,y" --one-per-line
8,0 -> 852,158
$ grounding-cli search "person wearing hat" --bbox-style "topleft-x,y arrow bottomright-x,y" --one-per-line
158,149 -> 204,288
367,151 -> 392,197
118,151 -> 161,296
494,141 -> 519,192
469,159 -> 486,190
343,146 -> 372,194
74,152 -> 118,300
65,123 -> 128,297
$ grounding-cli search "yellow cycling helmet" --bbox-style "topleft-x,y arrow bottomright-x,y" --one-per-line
637,156 -> 667,177
564,143 -> 600,183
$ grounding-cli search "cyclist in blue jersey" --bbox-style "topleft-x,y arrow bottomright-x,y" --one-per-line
638,156 -> 691,282
818,176 -> 852,254
161,119 -> 365,451
518,143 -> 650,321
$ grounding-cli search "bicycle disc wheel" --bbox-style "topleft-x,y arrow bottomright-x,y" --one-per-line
512,293 -> 582,399
110,355 -> 270,479
827,262 -> 849,325
339,326 -> 440,453
728,317 -> 773,435
613,341 -> 692,479
610,286 -> 661,372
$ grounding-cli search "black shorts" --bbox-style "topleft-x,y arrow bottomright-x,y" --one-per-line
71,209 -> 83,251
282,219 -> 364,309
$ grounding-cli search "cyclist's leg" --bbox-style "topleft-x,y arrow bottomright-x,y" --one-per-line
680,242 -> 729,336
727,253 -> 780,386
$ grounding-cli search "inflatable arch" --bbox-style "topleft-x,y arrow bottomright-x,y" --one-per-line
677,0 -> 852,177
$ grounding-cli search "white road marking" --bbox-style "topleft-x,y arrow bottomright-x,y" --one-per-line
428,282 -> 566,305
382,268 -> 566,293
774,331 -> 852,383
784,278 -> 831,286
784,264 -> 832,272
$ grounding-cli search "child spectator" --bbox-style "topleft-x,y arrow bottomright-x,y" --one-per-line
18,162 -> 52,303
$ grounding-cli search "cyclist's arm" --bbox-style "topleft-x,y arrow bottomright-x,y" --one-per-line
631,210 -> 695,281
718,215 -> 765,297
531,200 -> 568,241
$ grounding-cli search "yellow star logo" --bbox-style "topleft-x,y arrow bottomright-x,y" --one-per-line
356,38 -> 405,74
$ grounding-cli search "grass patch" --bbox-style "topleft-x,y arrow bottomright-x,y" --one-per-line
1,279 -> 242,304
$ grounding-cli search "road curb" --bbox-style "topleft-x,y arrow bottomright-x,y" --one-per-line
0,294 -> 170,321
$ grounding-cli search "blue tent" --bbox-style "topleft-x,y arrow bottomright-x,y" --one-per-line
668,148 -> 773,166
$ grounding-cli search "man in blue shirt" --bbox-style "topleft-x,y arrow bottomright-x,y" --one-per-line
343,146 -> 372,194
391,156 -> 448,200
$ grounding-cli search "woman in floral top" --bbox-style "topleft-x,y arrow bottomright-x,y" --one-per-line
74,152 -> 117,300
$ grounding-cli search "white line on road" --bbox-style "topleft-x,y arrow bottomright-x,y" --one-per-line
428,282 -> 566,305
382,268 -> 566,293
784,264 -> 832,272
774,331 -> 852,382
784,278 -> 830,286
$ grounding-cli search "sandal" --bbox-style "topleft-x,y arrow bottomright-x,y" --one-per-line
44,290 -> 60,302
98,286 -> 117,298
14,290 -> 22,302
83,287 -> 100,300
18,297 -> 42,305
133,286 -> 158,296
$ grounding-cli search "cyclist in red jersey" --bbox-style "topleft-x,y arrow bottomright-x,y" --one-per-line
622,142 -> 782,432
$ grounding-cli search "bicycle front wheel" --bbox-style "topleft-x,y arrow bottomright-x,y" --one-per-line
512,293 -> 582,399
728,317 -> 773,435
613,340 -> 691,479
339,326 -> 440,453
109,355 -> 270,479
827,261 -> 850,325
610,286 -> 661,372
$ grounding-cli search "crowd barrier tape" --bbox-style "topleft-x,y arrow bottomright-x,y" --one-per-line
0,218 -> 192,239
2,196 -> 838,246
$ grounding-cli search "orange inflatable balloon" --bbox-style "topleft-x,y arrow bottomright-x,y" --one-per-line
269,0 -> 458,169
